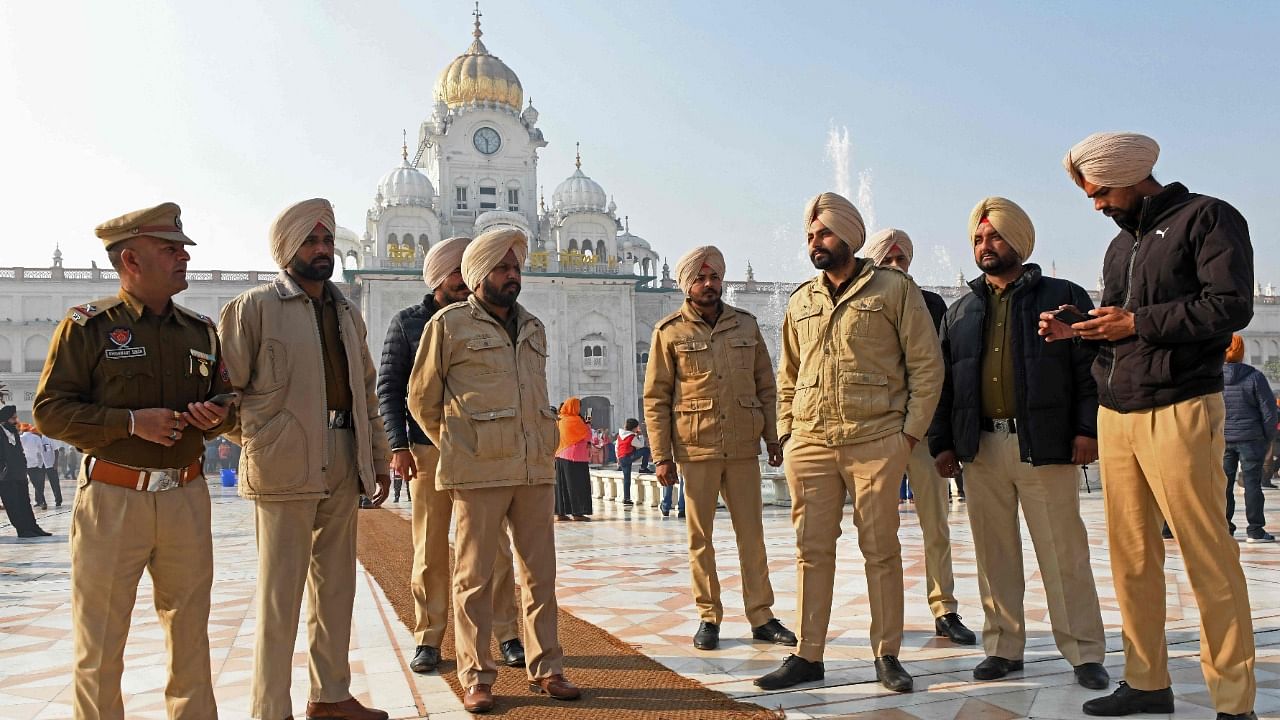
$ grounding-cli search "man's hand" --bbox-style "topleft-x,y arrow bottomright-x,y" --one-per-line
369,473 -> 392,507
134,408 -> 188,447
1071,436 -> 1099,465
1074,306 -> 1136,342
904,433 -> 919,450
1038,305 -> 1080,343
390,449 -> 417,481
182,401 -> 229,432
934,449 -> 961,478
655,460 -> 679,487
766,442 -> 783,467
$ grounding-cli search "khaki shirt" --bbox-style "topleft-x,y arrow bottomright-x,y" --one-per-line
33,289 -> 232,468
980,283 -> 1016,419
778,261 -> 943,447
643,301 -> 778,463
407,295 -> 558,490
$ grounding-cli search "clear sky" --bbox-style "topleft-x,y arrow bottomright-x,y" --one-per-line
2,1 -> 1277,289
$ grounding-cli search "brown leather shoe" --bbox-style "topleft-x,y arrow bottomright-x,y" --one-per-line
304,697 -> 389,720
529,673 -> 581,701
463,684 -> 495,714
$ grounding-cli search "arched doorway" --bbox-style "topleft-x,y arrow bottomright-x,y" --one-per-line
579,396 -> 612,434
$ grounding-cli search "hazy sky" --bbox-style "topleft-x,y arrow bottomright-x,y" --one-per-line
3,1 -> 1277,288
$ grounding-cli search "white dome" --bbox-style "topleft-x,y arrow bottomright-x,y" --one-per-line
617,230 -> 650,251
378,158 -> 434,207
553,168 -> 607,213
475,210 -> 530,235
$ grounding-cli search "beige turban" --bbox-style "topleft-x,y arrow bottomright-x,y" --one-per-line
270,198 -> 334,268
864,228 -> 913,266
804,192 -> 866,252
673,246 -> 726,295
422,236 -> 471,290
461,228 -> 528,292
1063,132 -> 1160,188
968,197 -> 1035,261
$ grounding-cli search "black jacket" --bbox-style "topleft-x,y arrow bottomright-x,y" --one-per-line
922,289 -> 947,332
1222,362 -> 1278,443
1094,182 -> 1253,412
377,295 -> 441,450
928,264 -> 1098,466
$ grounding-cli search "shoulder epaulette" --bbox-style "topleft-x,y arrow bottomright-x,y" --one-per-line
173,302 -> 216,327
656,309 -> 683,329
789,279 -> 815,298
66,296 -> 122,326
732,304 -> 756,319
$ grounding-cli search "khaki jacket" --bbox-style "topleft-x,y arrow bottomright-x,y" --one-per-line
407,295 -> 558,490
219,273 -> 389,501
644,301 -> 778,463
778,262 -> 943,447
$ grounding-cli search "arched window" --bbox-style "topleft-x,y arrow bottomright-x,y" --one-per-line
23,335 -> 48,373
596,239 -> 607,257
582,343 -> 606,370
0,336 -> 11,373
568,239 -> 578,252
388,232 -> 398,247
419,234 -> 429,250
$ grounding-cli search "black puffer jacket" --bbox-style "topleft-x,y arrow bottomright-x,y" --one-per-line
1222,362 -> 1278,443
1094,182 -> 1253,412
928,264 -> 1098,466
377,295 -> 440,450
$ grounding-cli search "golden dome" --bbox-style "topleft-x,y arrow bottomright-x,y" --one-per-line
434,15 -> 523,112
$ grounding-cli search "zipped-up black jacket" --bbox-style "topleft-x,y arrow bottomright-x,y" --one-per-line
1094,182 -> 1253,412
927,264 -> 1098,466
377,295 -> 440,450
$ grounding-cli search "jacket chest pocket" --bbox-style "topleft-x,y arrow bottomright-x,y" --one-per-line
727,337 -> 757,369
466,335 -> 511,375
791,306 -> 825,345
254,339 -> 290,393
793,375 -> 820,423
674,340 -> 712,377
524,336 -> 549,377
675,397 -> 718,448
100,360 -> 156,407
839,370 -> 890,419
844,297 -> 885,338
468,407 -> 518,458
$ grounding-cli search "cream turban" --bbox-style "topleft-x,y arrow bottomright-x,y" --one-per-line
864,228 -> 913,266
270,198 -> 334,268
1063,132 -> 1160,188
673,246 -> 726,295
422,236 -> 471,290
968,197 -> 1035,262
804,192 -> 866,252
461,228 -> 528,292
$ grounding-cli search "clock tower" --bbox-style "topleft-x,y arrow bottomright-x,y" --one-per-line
417,5 -> 547,241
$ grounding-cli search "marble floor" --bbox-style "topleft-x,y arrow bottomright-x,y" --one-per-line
1,476 -> 1277,719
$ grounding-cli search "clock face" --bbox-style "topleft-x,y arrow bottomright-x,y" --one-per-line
473,127 -> 501,155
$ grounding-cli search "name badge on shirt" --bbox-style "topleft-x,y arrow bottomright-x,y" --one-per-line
104,326 -> 146,359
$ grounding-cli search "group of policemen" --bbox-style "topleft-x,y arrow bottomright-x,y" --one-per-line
29,130 -> 1260,720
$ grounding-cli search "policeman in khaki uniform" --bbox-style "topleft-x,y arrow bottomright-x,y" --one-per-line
34,202 -> 233,720
756,192 -> 943,694
643,245 -> 796,652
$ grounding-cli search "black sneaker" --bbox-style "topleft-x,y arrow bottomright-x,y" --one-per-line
409,645 -> 440,673
693,622 -> 719,650
1082,682 -> 1174,716
1246,531 -> 1275,544
754,654 -> 824,690
499,637 -> 526,667
751,619 -> 797,646
874,655 -> 913,692
934,613 -> 977,645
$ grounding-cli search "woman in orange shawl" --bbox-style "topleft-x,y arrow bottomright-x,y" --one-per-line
554,398 -> 594,521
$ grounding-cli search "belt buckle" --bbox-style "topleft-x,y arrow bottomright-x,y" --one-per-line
993,418 -> 1013,433
144,469 -> 182,492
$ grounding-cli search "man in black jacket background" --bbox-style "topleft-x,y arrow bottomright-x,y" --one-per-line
1052,132 -> 1256,720
377,236 -> 525,675
929,197 -> 1108,689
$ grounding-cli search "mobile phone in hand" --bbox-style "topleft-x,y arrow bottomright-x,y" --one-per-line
207,392 -> 238,407
1053,307 -> 1090,326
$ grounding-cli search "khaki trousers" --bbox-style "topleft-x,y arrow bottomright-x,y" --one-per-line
784,433 -> 909,661
904,440 -> 958,618
964,429 -> 1106,664
679,458 -> 776,627
1099,394 -> 1255,714
251,429 -> 360,719
408,444 -> 519,648
451,484 -> 562,687
70,469 -> 216,720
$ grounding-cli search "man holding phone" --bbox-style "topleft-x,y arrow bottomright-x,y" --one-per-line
928,197 -> 1108,689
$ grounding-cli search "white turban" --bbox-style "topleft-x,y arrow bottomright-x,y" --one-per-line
461,228 -> 528,293
864,228 -> 913,266
270,198 -> 334,268
673,246 -> 726,295
804,192 -> 866,252
422,236 -> 471,290
1063,132 -> 1160,189
968,197 -> 1035,262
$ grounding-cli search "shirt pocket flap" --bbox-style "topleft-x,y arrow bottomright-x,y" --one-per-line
796,375 -> 820,390
527,337 -> 548,356
466,336 -> 506,351
793,305 -> 823,321
539,407 -> 557,419
470,407 -> 517,421
728,338 -> 757,348
844,371 -> 888,386
737,396 -> 763,408
675,398 -> 715,412
675,340 -> 710,353
851,297 -> 885,312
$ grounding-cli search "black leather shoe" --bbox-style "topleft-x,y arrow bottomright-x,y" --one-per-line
499,638 -> 526,668
693,621 -> 719,650
1082,682 -> 1174,716
751,619 -> 797,646
934,613 -> 977,645
409,645 -> 440,673
973,656 -> 1023,680
1217,712 -> 1258,720
754,654 -> 824,690
874,655 -> 913,692
1074,662 -> 1110,690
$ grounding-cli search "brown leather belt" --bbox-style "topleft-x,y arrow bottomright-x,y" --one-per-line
87,457 -> 203,492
